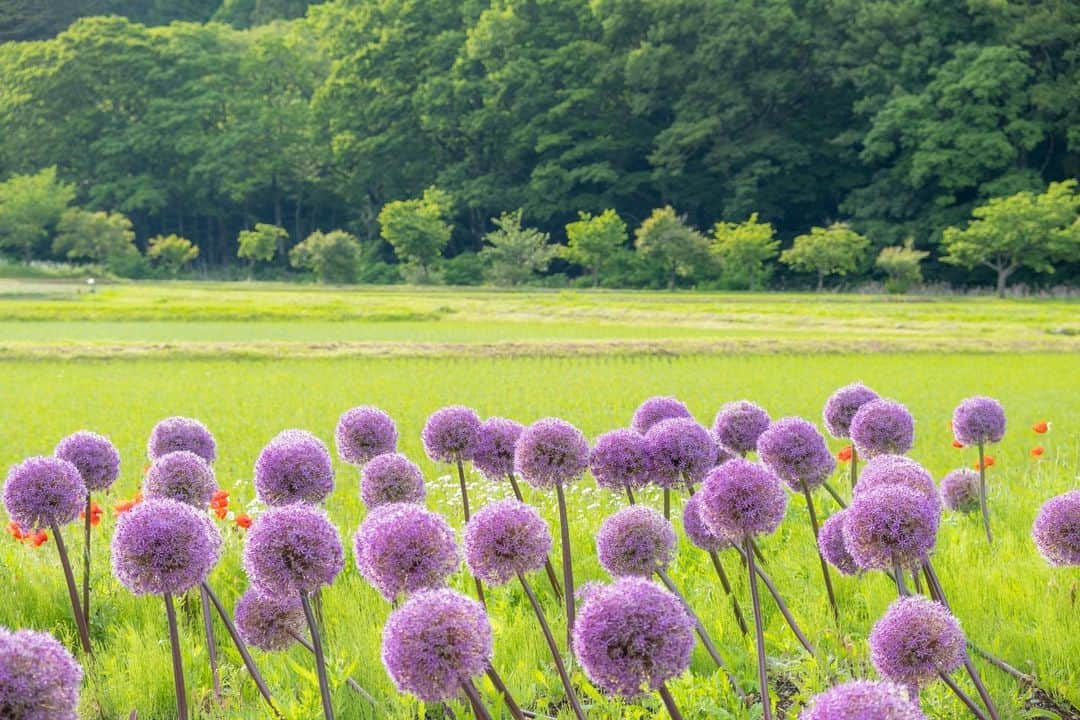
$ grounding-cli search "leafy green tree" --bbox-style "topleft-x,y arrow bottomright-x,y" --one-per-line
479,210 -> 556,287
53,208 -> 136,263
288,229 -> 361,284
564,209 -> 627,287
441,252 -> 485,287
633,206 -> 710,290
0,167 -> 75,260
147,234 -> 199,276
781,223 -> 870,290
237,223 -> 287,271
711,213 -> 780,290
378,187 -> 453,282
875,238 -> 929,294
942,181 -> 1080,297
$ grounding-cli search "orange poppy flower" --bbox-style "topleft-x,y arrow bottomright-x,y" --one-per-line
29,530 -> 48,548
1032,421 -> 1049,434
210,497 -> 229,511
1030,446 -> 1044,458
973,456 -> 996,471
837,445 -> 853,462
213,506 -> 228,520
80,502 -> 104,526
952,440 -> 964,449
212,489 -> 230,503
6,521 -> 26,541
235,514 -> 252,530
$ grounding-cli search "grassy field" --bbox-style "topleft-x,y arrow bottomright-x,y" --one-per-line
0,281 -> 1077,720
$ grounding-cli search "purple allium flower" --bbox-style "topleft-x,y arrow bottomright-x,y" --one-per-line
335,406 -> 397,465
855,455 -> 940,510
697,459 -> 788,540
682,494 -> 731,552
843,486 -> 940,571
421,406 -> 482,463
360,453 -> 425,508
234,587 -> 306,652
712,401 -> 771,456
800,680 -> 927,720
3,456 -> 85,531
756,417 -> 836,491
143,451 -> 217,508
0,627 -> 83,720
823,382 -> 880,439
111,498 -> 222,596
54,431 -> 120,492
631,396 -> 692,435
254,430 -> 334,506
643,418 -> 717,488
850,399 -> 915,457
817,511 -> 859,576
147,416 -> 216,463
472,417 -> 524,481
870,596 -> 966,689
463,500 -> 551,585
243,504 -> 344,598
571,577 -> 694,698
515,417 -> 589,489
596,505 -> 676,577
951,396 -> 1006,446
354,504 -> 459,601
381,589 -> 492,703
1032,490 -> 1080,567
589,429 -> 650,492
939,469 -> 981,513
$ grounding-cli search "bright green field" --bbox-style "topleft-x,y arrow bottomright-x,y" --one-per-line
0,282 -> 1077,720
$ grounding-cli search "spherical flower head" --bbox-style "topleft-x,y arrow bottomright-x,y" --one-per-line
843,486 -> 940,571
590,429 -> 650,492
254,430 -> 335,506
472,417 -> 524,480
870,596 -> 966,688
631,396 -> 692,434
698,459 -> 788,540
143,451 -> 217,508
335,406 -> 397,465
464,499 -> 551,585
952,396 -> 1006,446
354,504 -> 459,601
421,406 -> 482,463
800,680 -> 927,720
147,416 -> 216,463
234,587 -> 305,652
515,417 -> 589,489
571,577 -> 694,698
381,589 -> 492,703
0,627 -> 83,720
596,505 -> 676,577
54,431 -> 120,492
855,455 -> 940,511
360,453 -> 425,508
643,418 -> 717,488
3,456 -> 85,531
243,504 -> 344,598
756,417 -> 836,491
712,400 -> 771,455
940,469 -> 981,513
818,510 -> 859,576
682,493 -> 731,552
1032,490 -> 1080,566
111,497 -> 222,595
850,399 -> 914,457
823,382 -> 880,439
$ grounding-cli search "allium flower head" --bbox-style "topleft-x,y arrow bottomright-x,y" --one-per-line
643,418 -> 717,488
800,680 -> 927,720
515,417 -> 589,489
850,399 -> 915,457
54,431 -> 120,492
952,396 -> 1006,446
355,504 -> 459,601
3,456 -> 85,531
631,396 -> 692,434
360,453 -> 425,508
818,510 -> 859,576
571,578 -> 693,698
243,504 -> 344,598
111,497 -> 222,596
712,400 -> 771,456
381,589 -> 492,703
823,382 -> 880,439
254,430 -> 334,506
939,469 -> 981,513
590,429 -> 650,492
855,455 -> 940,510
421,406 -> 482,462
335,406 -> 397,465
596,505 -> 676,577
464,499 -> 551,585
698,459 -> 788,540
143,451 -> 217,508
472,417 -> 524,480
147,416 -> 216,463
234,587 -> 305,652
870,596 -> 966,688
756,417 -> 836,490
0,627 -> 83,720
843,486 -> 940,570
1032,490 -> 1080,566
682,493 -> 731,552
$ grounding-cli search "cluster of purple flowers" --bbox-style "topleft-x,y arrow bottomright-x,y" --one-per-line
335,406 -> 397,465
589,429 -> 651,492
850,399 -> 915,457
254,430 -> 335,506
360,453 -> 425,508
243,504 -> 344,598
143,450 -> 217,508
713,400 -> 771,456
952,396 -> 1006,446
472,417 -> 524,480
800,680 -> 926,720
843,485 -> 940,570
515,417 -> 589,489
422,405 -> 481,463
757,416 -> 835,490
54,431 -> 120,492
3,456 -> 85,530
147,416 -> 216,463
869,597 -> 966,688
643,417 -> 717,487
354,503 -> 459,600
822,382 -> 879,439
855,455 -> 940,510
234,587 -> 306,652
631,396 -> 691,434
940,469 -> 981,513
1032,490 -> 1080,566
463,500 -> 551,585
596,505 -> 676,577
0,627 -> 83,720
698,458 -> 788,540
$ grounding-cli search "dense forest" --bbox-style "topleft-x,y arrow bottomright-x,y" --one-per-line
0,0 -> 1078,289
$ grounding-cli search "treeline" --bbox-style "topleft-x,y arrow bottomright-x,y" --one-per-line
0,0 -> 1078,291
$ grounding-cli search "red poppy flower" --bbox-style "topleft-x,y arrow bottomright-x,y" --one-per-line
210,497 -> 229,511
952,440 -> 964,449
973,456 -> 996,471
1030,446 -> 1044,458
6,521 -> 26,541
837,445 -> 853,462
1032,421 -> 1048,434
80,502 -> 104,526
235,514 -> 252,530
212,489 -> 230,503
213,506 -> 228,520
29,529 -> 48,548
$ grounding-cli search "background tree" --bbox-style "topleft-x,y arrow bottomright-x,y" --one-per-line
875,238 -> 929,294
52,209 -> 136,264
237,223 -> 286,272
288,229 -> 361,284
564,209 -> 627,287
479,210 -> 557,287
711,213 -> 780,290
634,207 -> 710,290
147,234 -> 199,276
0,168 -> 75,260
781,223 -> 869,290
378,187 -> 453,282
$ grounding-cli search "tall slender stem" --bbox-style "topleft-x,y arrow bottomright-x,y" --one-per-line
938,671 -> 990,720
707,550 -> 749,635
199,584 -> 222,701
555,482 -> 575,646
912,568 -> 923,595
745,536 -> 772,720
800,480 -> 838,620
734,545 -> 814,655
750,538 -> 768,565
485,667 -> 526,720
663,488 -> 670,520
850,446 -> 859,492
656,683 -> 685,720
506,473 -> 562,601
625,485 -> 636,505
459,458 -> 486,608
518,573 -> 587,720
50,522 -> 92,654
82,493 -> 92,628
977,442 -> 992,545
288,630 -> 377,706
301,591 -> 335,720
164,593 -> 188,720
823,481 -> 848,509
460,677 -> 494,720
